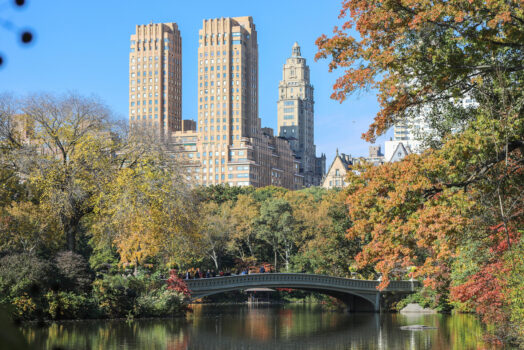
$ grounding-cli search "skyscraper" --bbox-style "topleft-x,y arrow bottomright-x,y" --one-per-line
129,23 -> 182,136
277,42 -> 325,186
197,16 -> 258,145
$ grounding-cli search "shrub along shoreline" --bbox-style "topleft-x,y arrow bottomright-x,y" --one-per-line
0,252 -> 188,323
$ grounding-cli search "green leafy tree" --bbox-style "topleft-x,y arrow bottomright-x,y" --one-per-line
255,198 -> 296,271
292,190 -> 358,277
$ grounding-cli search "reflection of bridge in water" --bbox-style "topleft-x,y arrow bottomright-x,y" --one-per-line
182,306 -> 435,350
186,311 -> 382,350
186,273 -> 417,312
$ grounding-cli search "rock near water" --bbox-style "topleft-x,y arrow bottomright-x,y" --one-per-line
400,303 -> 437,313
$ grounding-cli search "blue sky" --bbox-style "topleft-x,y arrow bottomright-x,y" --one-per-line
0,0 -> 391,160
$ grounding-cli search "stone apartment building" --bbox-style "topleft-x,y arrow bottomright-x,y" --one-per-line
277,42 -> 325,186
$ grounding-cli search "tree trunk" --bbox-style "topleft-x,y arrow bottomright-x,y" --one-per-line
65,223 -> 76,252
247,236 -> 254,258
211,249 -> 219,270
62,208 -> 84,252
274,247 -> 278,272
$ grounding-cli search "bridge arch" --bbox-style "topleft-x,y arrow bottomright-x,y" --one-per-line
190,286 -> 376,312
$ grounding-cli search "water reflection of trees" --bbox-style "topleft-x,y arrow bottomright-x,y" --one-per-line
22,305 -> 494,350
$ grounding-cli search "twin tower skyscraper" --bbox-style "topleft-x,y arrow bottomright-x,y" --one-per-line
128,17 -> 325,188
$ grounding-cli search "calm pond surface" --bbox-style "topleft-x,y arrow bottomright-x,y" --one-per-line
22,304 -> 497,350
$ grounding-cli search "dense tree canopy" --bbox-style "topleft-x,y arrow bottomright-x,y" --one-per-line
318,0 -> 523,345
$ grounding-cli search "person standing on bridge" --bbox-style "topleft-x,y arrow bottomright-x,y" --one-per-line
259,266 -> 265,273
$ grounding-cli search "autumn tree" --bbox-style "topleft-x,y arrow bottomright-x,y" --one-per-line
318,0 -> 523,344
91,148 -> 200,272
0,93 -> 118,252
228,194 -> 260,261
0,201 -> 62,254
316,0 -> 523,143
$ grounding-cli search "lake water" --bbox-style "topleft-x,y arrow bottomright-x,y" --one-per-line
22,304 -> 496,349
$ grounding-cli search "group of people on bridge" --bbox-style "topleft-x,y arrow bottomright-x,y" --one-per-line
178,265 -> 272,280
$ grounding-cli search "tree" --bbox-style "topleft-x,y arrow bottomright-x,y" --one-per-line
345,158 -> 474,289
228,194 -> 260,260
91,148 -> 200,271
318,1 -> 523,343
167,269 -> 190,298
200,201 -> 232,270
0,200 -> 62,254
0,93 -> 117,252
194,184 -> 254,204
255,198 -> 296,271
316,0 -> 523,143
54,251 -> 93,293
0,253 -> 56,320
292,190 -> 358,277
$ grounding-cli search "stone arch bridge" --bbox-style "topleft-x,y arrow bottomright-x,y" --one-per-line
185,273 -> 417,312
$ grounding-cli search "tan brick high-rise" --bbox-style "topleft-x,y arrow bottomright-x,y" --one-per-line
129,23 -> 182,136
197,16 -> 258,144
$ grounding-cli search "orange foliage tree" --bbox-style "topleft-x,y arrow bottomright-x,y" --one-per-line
316,0 -> 523,142
318,0 -> 523,344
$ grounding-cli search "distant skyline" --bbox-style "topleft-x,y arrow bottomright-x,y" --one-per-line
0,0 -> 392,161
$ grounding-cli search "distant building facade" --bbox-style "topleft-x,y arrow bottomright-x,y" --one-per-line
385,97 -> 477,162
322,150 -> 353,189
277,42 -> 325,186
322,146 -> 384,189
384,121 -> 420,162
129,23 -> 182,137
366,145 -> 385,166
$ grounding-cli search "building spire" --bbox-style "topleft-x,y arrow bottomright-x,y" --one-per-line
292,42 -> 301,57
